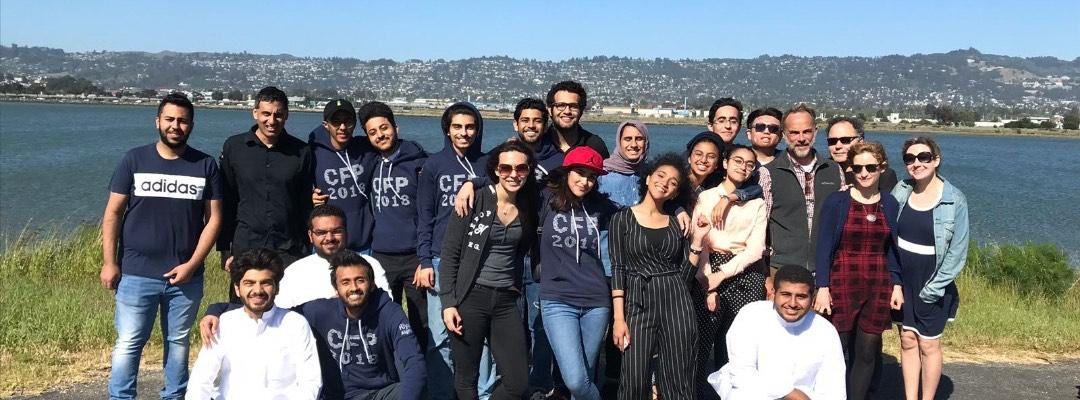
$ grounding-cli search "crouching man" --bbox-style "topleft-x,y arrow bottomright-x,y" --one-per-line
200,251 -> 425,400
709,266 -> 845,400
187,248 -> 322,399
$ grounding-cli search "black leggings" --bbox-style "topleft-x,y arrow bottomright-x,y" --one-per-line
837,328 -> 882,400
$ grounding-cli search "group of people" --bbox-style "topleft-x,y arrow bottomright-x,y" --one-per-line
100,81 -> 970,400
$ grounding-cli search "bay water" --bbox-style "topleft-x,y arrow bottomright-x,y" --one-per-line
1,102 -> 1077,263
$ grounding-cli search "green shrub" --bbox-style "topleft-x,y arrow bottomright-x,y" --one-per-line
966,242 -> 1077,297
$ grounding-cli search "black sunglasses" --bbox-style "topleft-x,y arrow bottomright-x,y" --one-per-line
849,164 -> 880,174
826,136 -> 860,146
903,151 -> 935,165
752,123 -> 781,134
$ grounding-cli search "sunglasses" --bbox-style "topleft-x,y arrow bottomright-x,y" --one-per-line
496,163 -> 531,177
903,151 -> 935,165
752,123 -> 781,134
849,164 -> 880,174
826,136 -> 860,146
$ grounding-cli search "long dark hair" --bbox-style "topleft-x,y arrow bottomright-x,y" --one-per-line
485,141 -> 539,236
636,153 -> 693,211
545,166 -> 608,213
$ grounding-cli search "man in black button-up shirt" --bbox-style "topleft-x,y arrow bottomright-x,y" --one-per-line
217,87 -> 313,302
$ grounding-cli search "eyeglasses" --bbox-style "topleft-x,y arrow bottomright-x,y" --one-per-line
826,136 -> 860,146
551,102 -> 580,112
752,123 -> 781,134
311,228 -> 345,237
849,164 -> 880,173
727,157 -> 757,170
690,151 -> 719,163
496,163 -> 531,177
903,151 -> 935,165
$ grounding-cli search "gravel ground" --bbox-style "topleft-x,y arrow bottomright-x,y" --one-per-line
14,361 -> 1080,399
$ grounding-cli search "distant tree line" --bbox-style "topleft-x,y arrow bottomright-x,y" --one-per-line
0,75 -> 105,95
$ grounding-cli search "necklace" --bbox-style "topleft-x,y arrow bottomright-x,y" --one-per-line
863,203 -> 879,222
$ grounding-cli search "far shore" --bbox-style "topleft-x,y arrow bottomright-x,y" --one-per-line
3,97 -> 1078,139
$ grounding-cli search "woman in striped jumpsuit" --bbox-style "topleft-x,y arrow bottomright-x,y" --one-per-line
610,153 -> 709,399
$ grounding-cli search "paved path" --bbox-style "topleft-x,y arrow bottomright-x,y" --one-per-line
14,361 -> 1080,399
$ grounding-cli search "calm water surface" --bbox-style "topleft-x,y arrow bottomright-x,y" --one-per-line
2,102 -> 1077,262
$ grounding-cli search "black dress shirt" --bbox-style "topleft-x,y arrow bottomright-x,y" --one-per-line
217,126 -> 313,258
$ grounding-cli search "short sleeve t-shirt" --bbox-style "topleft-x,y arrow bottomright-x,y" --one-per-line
108,143 -> 223,279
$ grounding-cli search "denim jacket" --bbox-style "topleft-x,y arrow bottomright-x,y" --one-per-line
892,177 -> 970,303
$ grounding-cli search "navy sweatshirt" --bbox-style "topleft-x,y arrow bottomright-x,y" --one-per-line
309,126 -> 378,251
417,102 -> 487,268
205,289 -> 425,400
537,188 -> 620,308
529,135 -> 565,184
370,140 -> 428,253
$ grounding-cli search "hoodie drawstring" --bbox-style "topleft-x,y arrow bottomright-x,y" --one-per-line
570,204 -> 599,263
455,155 -> 477,178
339,317 -> 374,371
335,149 -> 369,200
375,158 -> 406,212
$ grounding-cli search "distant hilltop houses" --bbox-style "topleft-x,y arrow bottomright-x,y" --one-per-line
1,45 -> 1077,128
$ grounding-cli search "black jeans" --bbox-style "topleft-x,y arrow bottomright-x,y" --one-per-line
374,251 -> 429,352
449,284 -> 528,400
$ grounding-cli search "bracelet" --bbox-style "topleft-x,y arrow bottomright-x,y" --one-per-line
689,246 -> 703,255
612,295 -> 625,299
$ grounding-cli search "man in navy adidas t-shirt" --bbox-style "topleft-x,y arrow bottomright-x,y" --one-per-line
100,93 -> 223,400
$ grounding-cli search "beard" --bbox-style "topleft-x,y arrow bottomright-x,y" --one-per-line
158,127 -> 188,149
242,291 -> 273,314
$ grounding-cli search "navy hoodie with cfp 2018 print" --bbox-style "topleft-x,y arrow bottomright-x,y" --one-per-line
417,102 -> 487,269
370,139 -> 428,253
537,188 -> 620,308
308,126 -> 378,251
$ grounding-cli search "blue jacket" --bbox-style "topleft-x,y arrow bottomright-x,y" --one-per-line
814,190 -> 903,288
308,126 -> 377,251
892,177 -> 970,303
203,289 -> 425,400
370,140 -> 428,253
417,102 -> 486,268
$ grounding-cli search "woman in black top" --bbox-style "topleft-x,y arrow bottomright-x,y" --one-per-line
439,141 -> 538,400
609,153 -> 710,400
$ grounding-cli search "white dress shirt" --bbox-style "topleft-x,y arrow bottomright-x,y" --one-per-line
186,306 -> 322,400
276,253 -> 390,309
708,300 -> 846,400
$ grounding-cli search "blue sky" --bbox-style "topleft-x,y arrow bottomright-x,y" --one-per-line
2,0 -> 1077,61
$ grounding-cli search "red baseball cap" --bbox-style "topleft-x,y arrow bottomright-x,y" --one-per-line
562,147 -> 608,175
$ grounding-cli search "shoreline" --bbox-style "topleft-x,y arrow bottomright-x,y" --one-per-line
3,98 -> 1078,139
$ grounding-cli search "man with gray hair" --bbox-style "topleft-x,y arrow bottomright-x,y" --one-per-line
764,105 -> 842,290
825,116 -> 898,192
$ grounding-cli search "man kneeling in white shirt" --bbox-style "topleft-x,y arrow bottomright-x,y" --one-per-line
709,266 -> 846,400
187,248 -> 322,400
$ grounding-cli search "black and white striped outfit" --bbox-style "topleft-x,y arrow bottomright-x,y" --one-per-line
609,209 -> 697,400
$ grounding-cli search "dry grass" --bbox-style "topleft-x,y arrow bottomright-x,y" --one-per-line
1,227 -> 1077,395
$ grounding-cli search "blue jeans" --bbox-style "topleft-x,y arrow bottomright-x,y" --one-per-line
426,257 -> 497,400
108,273 -> 203,400
541,299 -> 611,400
523,259 -> 554,392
